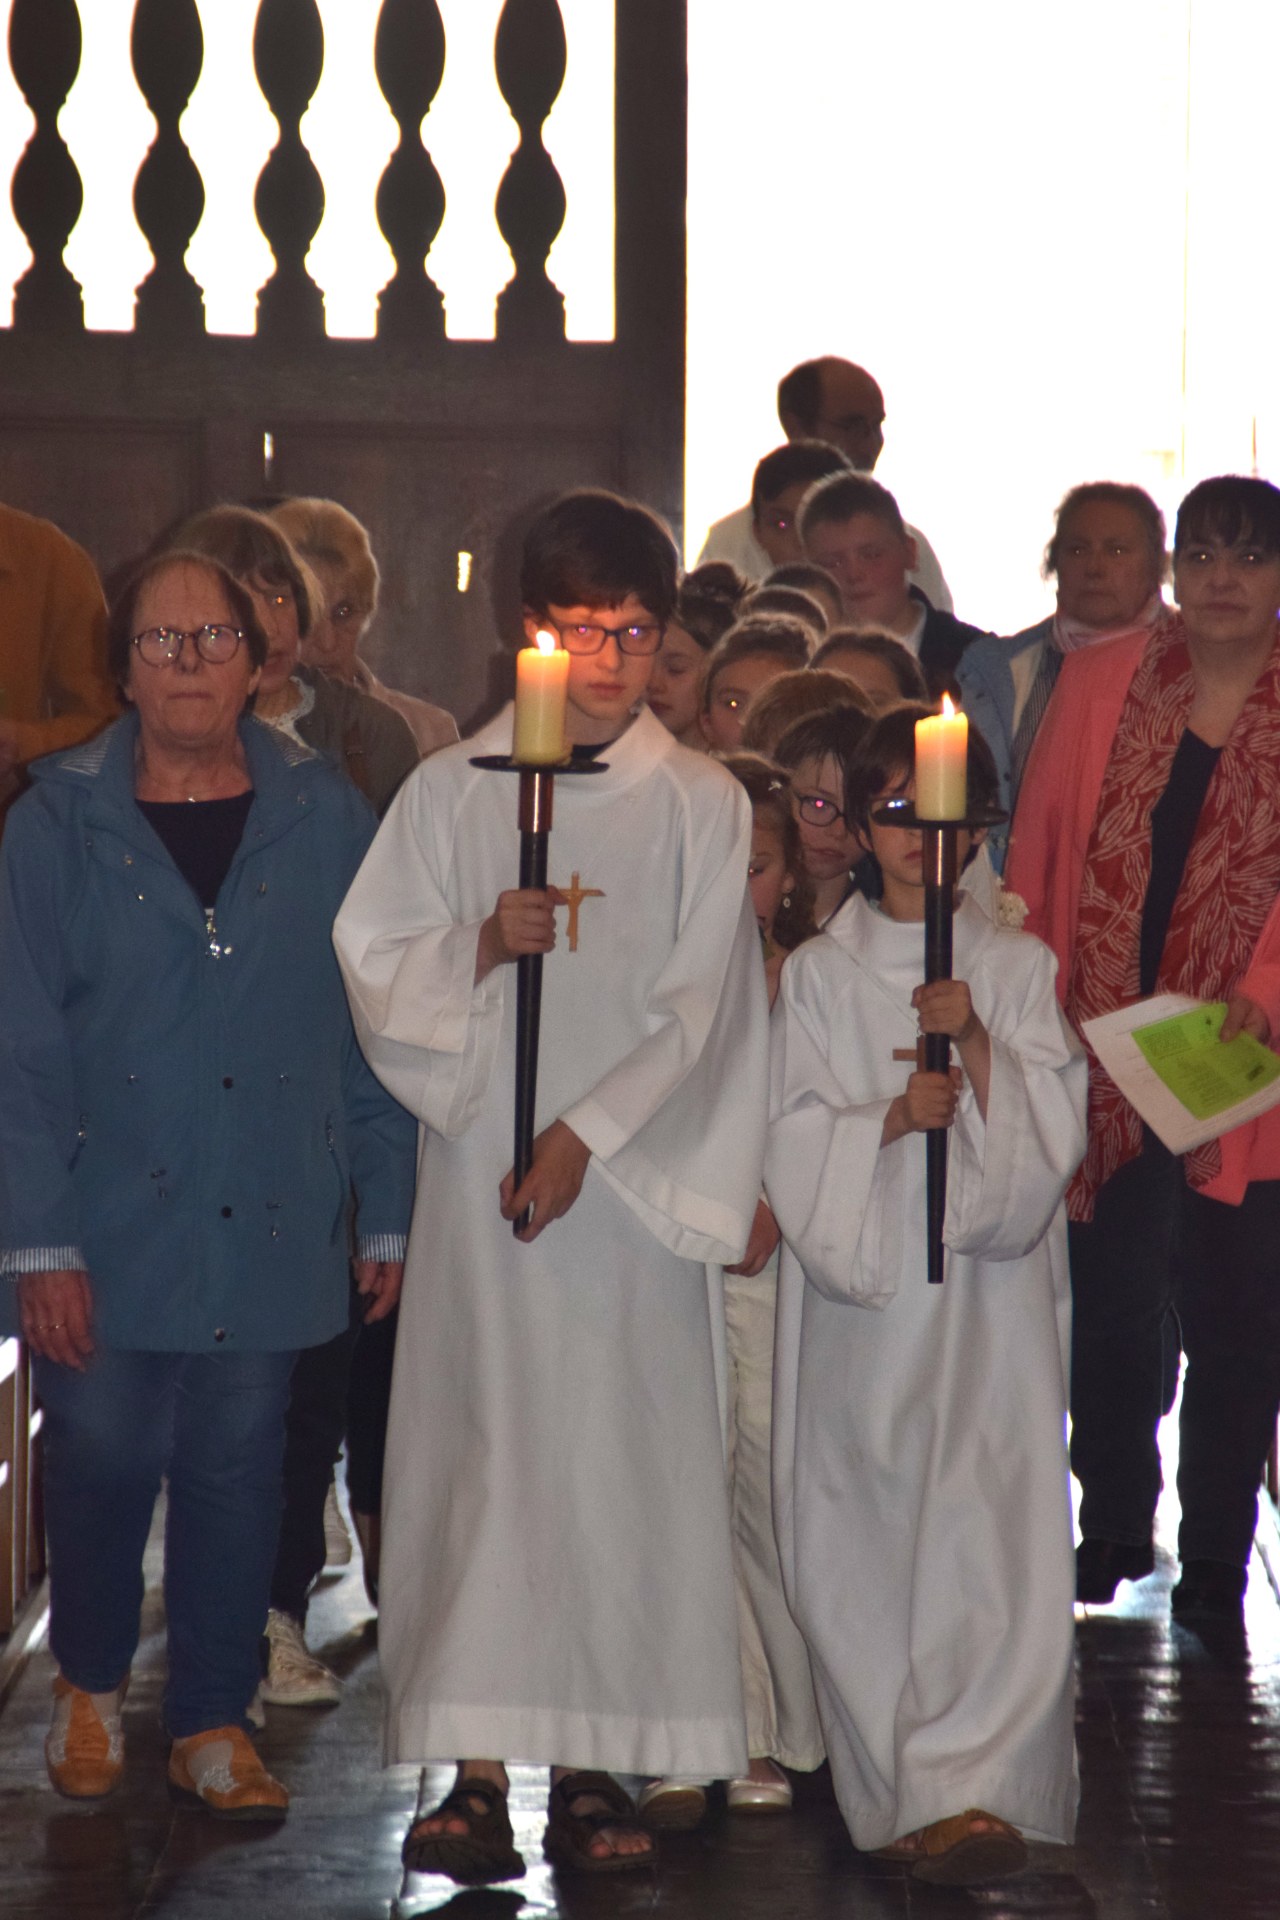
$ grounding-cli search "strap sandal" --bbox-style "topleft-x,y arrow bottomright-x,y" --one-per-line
543,1769 -> 656,1875
869,1834 -> 924,1861
401,1776 -> 525,1885
910,1806 -> 1027,1886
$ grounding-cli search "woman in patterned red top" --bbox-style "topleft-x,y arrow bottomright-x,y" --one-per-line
1008,475 -> 1280,1629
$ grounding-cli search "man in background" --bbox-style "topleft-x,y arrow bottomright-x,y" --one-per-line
698,355 -> 952,610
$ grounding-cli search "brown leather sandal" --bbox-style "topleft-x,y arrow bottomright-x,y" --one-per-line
910,1806 -> 1027,1885
401,1776 -> 525,1885
869,1834 -> 923,1861
543,1769 -> 656,1875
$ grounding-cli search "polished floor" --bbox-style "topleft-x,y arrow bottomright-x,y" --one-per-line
3,1456 -> 1280,1919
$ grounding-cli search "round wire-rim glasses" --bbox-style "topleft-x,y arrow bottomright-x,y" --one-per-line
131,624 -> 246,667
795,791 -> 846,828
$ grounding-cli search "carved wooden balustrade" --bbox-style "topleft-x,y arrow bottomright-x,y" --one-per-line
0,0 -> 686,719
6,0 -> 586,348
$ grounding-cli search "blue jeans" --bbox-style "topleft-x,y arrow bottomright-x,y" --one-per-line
35,1346 -> 296,1738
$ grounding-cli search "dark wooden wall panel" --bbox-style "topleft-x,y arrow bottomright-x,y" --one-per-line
0,420 -> 203,580
268,423 -> 621,720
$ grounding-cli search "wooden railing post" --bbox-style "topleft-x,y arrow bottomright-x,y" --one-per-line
494,0 -> 568,344
131,0 -> 208,338
374,0 -> 448,342
253,0 -> 327,342
8,0 -> 85,334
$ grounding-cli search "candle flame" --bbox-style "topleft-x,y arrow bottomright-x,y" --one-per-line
941,692 -> 957,717
535,629 -> 558,655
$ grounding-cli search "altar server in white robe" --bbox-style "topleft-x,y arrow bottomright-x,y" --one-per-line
334,491 -> 770,1885
766,702 -> 1086,1886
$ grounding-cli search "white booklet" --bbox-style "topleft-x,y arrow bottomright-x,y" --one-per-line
1081,993 -> 1280,1154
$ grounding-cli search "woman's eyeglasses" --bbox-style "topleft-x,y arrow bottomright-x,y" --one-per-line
130,625 -> 245,666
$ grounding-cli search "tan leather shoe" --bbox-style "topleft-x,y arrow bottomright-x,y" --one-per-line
726,1760 -> 793,1812
45,1673 -> 126,1799
168,1725 -> 289,1820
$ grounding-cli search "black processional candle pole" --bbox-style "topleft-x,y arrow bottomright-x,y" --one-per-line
922,819 -> 959,1286
471,633 -> 605,1237
872,702 -> 1005,1286
514,765 -> 552,1230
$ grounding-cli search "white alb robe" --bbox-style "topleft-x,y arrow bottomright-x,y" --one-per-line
334,705 -> 770,1776
766,895 -> 1086,1849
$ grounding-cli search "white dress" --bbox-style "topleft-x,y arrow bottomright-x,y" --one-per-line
334,705 -> 770,1777
766,895 -> 1085,1848
724,1247 -> 825,1769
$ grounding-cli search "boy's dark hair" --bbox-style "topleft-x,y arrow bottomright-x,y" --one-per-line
740,668 -> 871,756
701,617 -> 814,712
108,549 -> 268,693
520,489 -> 679,624
172,504 -> 319,637
718,750 -> 818,951
766,560 -> 843,604
743,584 -> 828,633
844,701 -> 999,838
751,440 -> 850,514
675,560 -> 750,651
798,471 -> 907,543
1173,475 -> 1280,559
772,701 -> 873,793
812,626 -> 929,700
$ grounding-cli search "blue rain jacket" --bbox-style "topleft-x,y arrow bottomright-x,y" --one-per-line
0,713 -> 416,1350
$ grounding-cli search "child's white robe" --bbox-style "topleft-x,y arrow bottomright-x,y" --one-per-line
334,706 -> 769,1776
766,894 -> 1086,1848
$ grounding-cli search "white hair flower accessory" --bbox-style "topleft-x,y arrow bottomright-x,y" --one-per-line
993,878 -> 1029,931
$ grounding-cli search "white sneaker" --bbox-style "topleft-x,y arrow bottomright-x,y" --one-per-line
260,1610 -> 342,1707
323,1481 -> 353,1567
245,1685 -> 266,1730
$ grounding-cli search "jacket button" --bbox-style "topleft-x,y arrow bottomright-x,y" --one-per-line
222,1076 -> 234,1089
214,1328 -> 226,1342
221,1205 -> 232,1218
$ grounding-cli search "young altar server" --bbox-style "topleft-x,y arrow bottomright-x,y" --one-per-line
334,490 -> 770,1884
765,704 -> 1087,1886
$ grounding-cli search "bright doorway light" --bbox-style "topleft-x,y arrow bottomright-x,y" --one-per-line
686,0 -> 1278,634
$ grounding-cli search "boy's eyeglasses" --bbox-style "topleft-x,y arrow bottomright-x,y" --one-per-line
795,792 -> 845,828
131,625 -> 245,666
548,620 -> 665,657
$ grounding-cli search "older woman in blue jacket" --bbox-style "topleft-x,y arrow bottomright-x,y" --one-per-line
0,549 -> 415,1819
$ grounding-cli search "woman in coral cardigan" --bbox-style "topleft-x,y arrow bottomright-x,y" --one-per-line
1008,474 -> 1280,1629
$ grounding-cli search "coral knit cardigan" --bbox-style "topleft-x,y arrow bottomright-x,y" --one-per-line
1006,627 -> 1280,1206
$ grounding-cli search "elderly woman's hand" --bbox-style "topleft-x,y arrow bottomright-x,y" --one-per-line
17,1268 -> 94,1369
1220,994 -> 1270,1047
354,1258 -> 404,1323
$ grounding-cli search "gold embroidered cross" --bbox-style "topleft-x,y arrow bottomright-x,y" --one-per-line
898,1044 -> 955,1075
557,871 -> 605,952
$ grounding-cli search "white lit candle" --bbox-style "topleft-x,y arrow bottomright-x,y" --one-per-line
915,695 -> 968,820
513,630 -> 570,765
